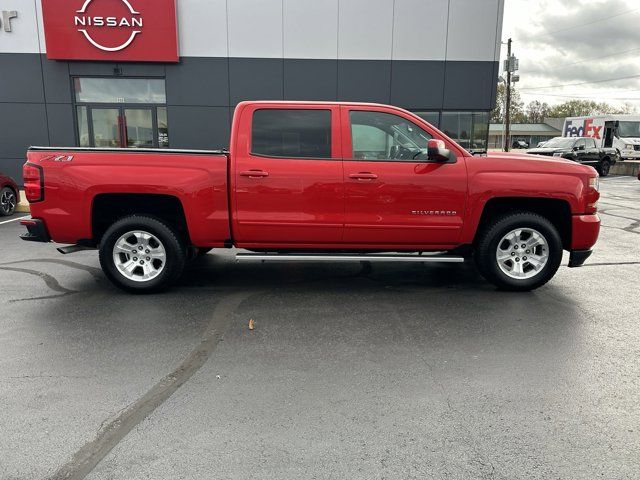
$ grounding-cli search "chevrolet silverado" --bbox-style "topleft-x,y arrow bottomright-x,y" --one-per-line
20,101 -> 601,293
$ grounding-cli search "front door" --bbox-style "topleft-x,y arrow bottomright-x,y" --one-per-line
233,105 -> 344,246
342,107 -> 467,247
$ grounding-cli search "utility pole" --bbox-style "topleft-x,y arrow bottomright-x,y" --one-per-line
504,38 -> 512,152
502,38 -> 520,152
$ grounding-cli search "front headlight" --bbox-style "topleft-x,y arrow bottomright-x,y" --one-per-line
625,144 -> 634,149
589,176 -> 599,191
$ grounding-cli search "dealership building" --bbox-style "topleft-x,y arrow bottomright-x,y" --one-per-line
0,0 -> 505,183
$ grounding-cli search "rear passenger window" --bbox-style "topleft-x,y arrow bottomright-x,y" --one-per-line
252,109 -> 331,158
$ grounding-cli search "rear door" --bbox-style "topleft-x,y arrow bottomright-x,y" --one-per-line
232,104 -> 344,246
341,106 -> 467,247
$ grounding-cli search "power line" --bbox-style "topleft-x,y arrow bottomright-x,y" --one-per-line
520,92 -> 640,100
519,7 -> 639,41
519,74 -> 640,91
549,47 -> 640,70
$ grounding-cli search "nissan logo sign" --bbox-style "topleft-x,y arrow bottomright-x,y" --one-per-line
42,0 -> 179,62
74,0 -> 142,52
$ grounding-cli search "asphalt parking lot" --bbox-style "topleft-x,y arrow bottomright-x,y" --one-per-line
1,176 -> 639,480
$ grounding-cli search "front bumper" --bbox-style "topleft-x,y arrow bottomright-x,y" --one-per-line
620,149 -> 640,159
19,218 -> 50,243
568,249 -> 592,268
571,214 -> 600,251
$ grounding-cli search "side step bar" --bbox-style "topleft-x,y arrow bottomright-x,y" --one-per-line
236,253 -> 464,263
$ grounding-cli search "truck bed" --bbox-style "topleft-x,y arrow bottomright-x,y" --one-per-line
26,147 -> 231,247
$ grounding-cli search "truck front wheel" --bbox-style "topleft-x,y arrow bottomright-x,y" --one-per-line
475,212 -> 563,291
598,159 -> 611,177
99,215 -> 186,293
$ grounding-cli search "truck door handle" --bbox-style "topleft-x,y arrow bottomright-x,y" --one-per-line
240,170 -> 269,178
348,172 -> 378,180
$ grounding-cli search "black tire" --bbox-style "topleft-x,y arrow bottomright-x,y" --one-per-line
475,212 -> 563,291
99,215 -> 186,293
598,159 -> 611,177
0,186 -> 17,216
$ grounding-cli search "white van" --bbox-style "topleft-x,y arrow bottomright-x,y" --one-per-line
563,115 -> 640,160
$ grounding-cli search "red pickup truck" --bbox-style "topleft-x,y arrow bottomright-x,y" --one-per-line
21,101 -> 600,293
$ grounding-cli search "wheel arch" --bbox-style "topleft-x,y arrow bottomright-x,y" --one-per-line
474,197 -> 572,250
91,193 -> 189,245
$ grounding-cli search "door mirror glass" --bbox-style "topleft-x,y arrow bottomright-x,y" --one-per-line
427,139 -> 451,162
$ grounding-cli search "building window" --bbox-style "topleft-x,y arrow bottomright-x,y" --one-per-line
252,109 -> 332,158
413,112 -> 440,128
350,110 -> 432,160
74,77 -> 169,149
73,78 -> 166,104
440,112 -> 489,153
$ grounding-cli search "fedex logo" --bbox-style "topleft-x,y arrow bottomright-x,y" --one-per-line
564,119 -> 602,139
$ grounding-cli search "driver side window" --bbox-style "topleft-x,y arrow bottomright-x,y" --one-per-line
350,110 -> 432,161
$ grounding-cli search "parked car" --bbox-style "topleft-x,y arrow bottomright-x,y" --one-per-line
20,101 -> 600,293
537,141 -> 548,148
527,136 -> 617,176
512,139 -> 530,149
0,173 -> 19,216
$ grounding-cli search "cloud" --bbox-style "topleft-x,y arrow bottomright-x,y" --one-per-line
503,0 -> 640,105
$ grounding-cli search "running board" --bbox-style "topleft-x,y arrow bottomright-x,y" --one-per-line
57,244 -> 95,255
235,253 -> 464,263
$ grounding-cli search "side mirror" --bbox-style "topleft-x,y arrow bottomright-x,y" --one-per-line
427,139 -> 451,162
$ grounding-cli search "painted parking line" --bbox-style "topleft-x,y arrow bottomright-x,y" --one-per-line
0,215 -> 29,225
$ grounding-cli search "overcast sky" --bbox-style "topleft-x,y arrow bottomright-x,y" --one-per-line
501,0 -> 640,108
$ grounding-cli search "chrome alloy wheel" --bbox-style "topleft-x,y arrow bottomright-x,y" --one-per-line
496,228 -> 549,280
1,189 -> 16,215
112,230 -> 166,282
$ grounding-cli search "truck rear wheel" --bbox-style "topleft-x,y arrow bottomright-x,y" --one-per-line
99,215 -> 186,293
475,212 -> 563,291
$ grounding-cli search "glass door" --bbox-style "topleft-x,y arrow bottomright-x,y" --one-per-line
90,108 -> 123,148
81,106 -> 166,148
123,108 -> 154,148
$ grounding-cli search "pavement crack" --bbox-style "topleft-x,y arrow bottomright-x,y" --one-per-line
0,259 -> 103,280
46,290 -> 256,480
0,266 -> 78,299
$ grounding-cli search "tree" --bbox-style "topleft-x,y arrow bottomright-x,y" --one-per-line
526,100 -> 551,123
491,83 -> 525,124
547,100 -> 617,118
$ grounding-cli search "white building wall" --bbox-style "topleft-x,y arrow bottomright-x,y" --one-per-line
445,0 -> 501,61
0,0 -> 504,61
0,0 -> 41,53
392,0 -> 449,61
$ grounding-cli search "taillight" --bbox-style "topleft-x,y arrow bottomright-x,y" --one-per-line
23,163 -> 44,203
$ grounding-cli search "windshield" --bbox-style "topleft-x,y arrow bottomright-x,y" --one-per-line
545,137 -> 576,148
617,121 -> 640,138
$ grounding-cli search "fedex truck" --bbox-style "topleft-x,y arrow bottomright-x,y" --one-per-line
563,115 -> 640,160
